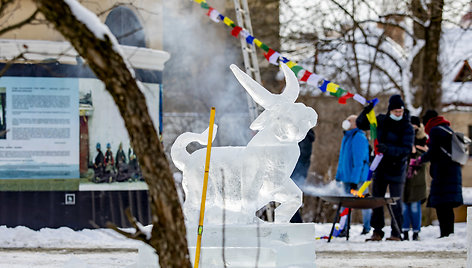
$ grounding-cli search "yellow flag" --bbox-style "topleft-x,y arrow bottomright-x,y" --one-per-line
326,82 -> 339,93
286,61 -> 296,68
254,39 -> 262,47
366,109 -> 377,126
223,17 -> 234,26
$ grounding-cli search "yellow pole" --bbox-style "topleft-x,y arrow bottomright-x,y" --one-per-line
351,180 -> 372,198
194,107 -> 216,268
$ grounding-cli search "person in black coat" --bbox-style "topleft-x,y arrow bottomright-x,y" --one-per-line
420,110 -> 463,238
357,95 -> 414,241
290,128 -> 315,223
93,142 -> 105,182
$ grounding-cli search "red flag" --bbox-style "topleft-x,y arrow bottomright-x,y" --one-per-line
340,208 -> 349,217
338,92 -> 354,104
264,49 -> 275,61
206,7 -> 214,16
300,70 -> 312,82
231,26 -> 242,37
264,49 -> 280,65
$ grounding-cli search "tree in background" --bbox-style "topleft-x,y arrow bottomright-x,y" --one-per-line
281,0 -> 469,111
280,0 -> 470,222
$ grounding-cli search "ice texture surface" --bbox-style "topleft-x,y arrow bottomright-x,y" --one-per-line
171,63 -> 318,225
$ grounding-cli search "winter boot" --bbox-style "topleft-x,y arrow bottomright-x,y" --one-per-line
386,236 -> 402,241
412,232 -> 419,241
403,231 -> 409,241
366,231 -> 383,242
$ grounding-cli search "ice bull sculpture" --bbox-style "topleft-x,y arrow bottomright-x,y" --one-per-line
171,63 -> 318,225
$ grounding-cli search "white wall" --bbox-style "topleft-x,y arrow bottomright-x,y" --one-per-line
81,78 -> 160,163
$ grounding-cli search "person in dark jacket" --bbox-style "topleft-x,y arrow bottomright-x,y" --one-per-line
93,142 -> 105,182
104,143 -> 114,170
402,116 -> 428,241
115,142 -> 127,168
335,115 -> 372,235
290,128 -> 315,223
291,129 -> 315,188
420,110 -> 463,238
357,94 -> 414,241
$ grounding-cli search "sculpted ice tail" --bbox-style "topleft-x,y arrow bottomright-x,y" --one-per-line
171,63 -> 318,225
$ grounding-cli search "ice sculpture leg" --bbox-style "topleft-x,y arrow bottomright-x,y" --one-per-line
273,178 -> 303,223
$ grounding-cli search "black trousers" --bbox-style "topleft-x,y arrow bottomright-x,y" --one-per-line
435,205 -> 455,237
371,179 -> 404,238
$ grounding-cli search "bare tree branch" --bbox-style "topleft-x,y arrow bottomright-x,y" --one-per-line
106,208 -> 151,245
0,9 -> 39,36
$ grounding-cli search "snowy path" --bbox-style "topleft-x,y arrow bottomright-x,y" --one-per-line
0,222 -> 467,267
317,251 -> 466,267
0,248 -> 465,268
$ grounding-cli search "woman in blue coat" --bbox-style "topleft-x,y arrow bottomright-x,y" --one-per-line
336,115 -> 371,234
420,110 -> 463,238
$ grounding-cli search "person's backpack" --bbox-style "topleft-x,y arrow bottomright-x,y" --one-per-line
438,126 -> 471,165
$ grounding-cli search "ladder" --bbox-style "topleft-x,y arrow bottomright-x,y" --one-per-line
233,0 -> 263,122
234,0 -> 275,222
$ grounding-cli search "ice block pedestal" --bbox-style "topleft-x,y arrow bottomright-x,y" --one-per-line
187,223 -> 316,268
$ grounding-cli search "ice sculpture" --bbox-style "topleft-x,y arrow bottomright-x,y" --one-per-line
171,63 -> 318,225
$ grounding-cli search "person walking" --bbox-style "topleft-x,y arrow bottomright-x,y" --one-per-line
335,115 -> 372,235
402,116 -> 428,241
419,110 -> 463,238
357,94 -> 414,241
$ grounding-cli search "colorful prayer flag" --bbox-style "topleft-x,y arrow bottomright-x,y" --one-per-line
338,92 -> 354,104
367,98 -> 379,106
353,94 -> 366,105
264,49 -> 280,65
300,70 -> 312,82
290,65 -> 304,77
286,61 -> 296,69
280,57 -> 289,63
370,154 -> 383,171
207,8 -> 220,22
223,17 -> 234,27
231,26 -> 242,37
330,87 -> 346,98
319,80 -> 330,92
254,39 -> 262,47
326,82 -> 339,93
260,43 -> 269,52
306,73 -> 322,87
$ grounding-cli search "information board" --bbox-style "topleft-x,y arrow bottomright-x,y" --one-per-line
0,77 -> 79,179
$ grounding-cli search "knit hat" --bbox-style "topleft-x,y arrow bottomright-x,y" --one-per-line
388,95 -> 405,111
96,142 -> 101,149
422,109 -> 438,125
410,116 -> 420,127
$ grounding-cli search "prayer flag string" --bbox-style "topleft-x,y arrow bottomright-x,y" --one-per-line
192,0 -> 377,106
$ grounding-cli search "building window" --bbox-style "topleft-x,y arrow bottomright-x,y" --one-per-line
105,6 -> 146,48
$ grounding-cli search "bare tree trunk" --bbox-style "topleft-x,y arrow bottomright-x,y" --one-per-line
33,1 -> 191,267
412,0 -> 444,113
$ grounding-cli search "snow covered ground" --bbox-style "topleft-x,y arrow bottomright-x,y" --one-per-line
0,222 -> 467,267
